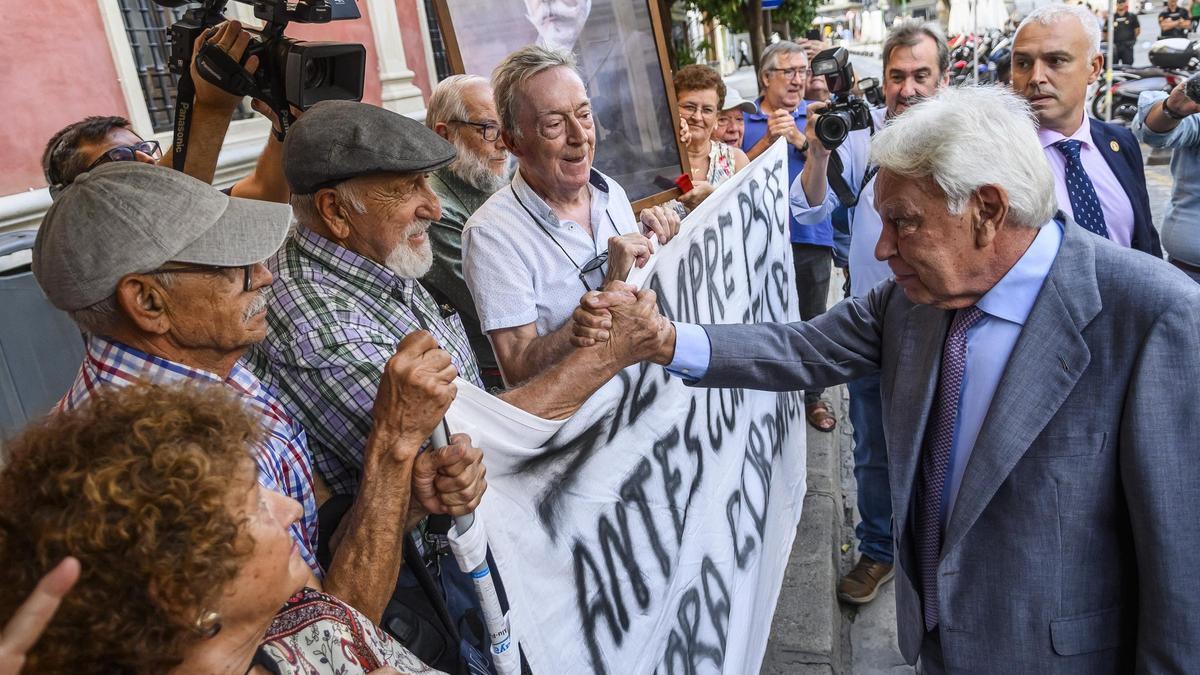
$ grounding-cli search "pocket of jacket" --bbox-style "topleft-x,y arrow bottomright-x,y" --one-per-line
1050,606 -> 1123,656
1025,431 -> 1109,459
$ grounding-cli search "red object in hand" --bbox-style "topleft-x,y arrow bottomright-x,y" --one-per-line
675,173 -> 694,193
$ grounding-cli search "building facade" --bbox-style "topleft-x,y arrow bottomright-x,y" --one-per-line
0,0 -> 448,232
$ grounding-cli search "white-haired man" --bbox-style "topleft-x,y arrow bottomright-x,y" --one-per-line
791,19 -> 950,605
263,99 -> 664,670
462,45 -> 680,387
1012,3 -> 1161,255
580,85 -> 1200,672
424,74 -> 512,388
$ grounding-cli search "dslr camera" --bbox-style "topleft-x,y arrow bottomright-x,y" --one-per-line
155,0 -> 366,113
811,47 -> 872,150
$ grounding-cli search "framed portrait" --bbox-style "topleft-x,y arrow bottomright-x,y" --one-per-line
432,0 -> 689,209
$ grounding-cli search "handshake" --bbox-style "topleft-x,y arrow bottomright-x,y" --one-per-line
569,281 -> 678,367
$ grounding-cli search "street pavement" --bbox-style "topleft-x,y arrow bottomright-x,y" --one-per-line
741,44 -> 1175,673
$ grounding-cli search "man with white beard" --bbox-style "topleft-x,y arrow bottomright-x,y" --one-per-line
424,75 -> 513,389
524,0 -> 590,51
262,103 -> 663,667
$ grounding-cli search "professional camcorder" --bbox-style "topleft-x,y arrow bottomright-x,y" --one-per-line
811,47 -> 872,150
154,0 -> 366,114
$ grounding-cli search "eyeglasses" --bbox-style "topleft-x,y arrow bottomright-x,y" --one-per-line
679,102 -> 718,117
145,263 -> 256,292
450,119 -> 501,142
769,67 -> 809,81
86,140 -> 162,171
577,251 -> 609,291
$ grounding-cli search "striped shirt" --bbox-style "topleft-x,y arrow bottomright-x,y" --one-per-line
260,227 -> 482,496
59,336 -> 322,576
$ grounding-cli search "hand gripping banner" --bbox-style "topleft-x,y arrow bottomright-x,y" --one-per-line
445,140 -> 806,674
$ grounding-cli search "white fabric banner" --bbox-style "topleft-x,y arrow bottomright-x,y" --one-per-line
446,140 -> 806,674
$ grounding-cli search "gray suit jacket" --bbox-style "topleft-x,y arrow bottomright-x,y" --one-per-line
696,221 -> 1200,672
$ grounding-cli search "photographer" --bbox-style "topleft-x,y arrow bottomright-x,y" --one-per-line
1132,80 -> 1200,282
42,21 -> 290,203
791,19 -> 949,607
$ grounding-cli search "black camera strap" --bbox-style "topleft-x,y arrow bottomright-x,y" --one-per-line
824,113 -> 880,210
171,70 -> 197,172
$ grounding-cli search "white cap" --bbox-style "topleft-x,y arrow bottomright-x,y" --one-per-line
721,83 -> 758,113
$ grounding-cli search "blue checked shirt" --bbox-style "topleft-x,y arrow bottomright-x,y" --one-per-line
58,336 -> 323,576
259,227 -> 483,496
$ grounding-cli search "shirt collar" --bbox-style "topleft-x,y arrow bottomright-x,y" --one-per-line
1038,110 -> 1091,149
975,219 -> 1063,326
510,167 -> 610,230
748,96 -> 807,120
84,334 -> 262,396
293,226 -> 414,299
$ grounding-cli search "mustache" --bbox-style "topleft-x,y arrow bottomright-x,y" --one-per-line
406,219 -> 432,238
243,288 -> 272,321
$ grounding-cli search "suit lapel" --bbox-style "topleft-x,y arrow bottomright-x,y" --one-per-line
941,221 -> 1102,555
889,303 -> 950,571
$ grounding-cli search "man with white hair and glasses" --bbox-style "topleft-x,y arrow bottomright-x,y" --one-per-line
579,85 -> 1200,672
424,74 -> 513,388
1012,3 -> 1162,256
462,45 -> 680,387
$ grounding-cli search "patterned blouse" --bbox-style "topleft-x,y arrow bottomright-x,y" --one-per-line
260,587 -> 446,674
706,140 -> 738,186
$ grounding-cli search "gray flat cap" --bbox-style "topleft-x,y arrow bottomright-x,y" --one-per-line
284,100 -> 456,194
33,161 -> 292,312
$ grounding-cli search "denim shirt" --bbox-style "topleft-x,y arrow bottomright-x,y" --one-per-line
1132,90 -> 1200,266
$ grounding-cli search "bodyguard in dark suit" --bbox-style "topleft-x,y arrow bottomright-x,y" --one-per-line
1012,4 -> 1162,257
582,85 -> 1200,672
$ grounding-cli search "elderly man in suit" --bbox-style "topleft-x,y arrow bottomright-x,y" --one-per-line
1012,3 -> 1162,256
579,85 -> 1200,672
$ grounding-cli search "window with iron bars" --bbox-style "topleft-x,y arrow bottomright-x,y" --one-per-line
424,0 -> 452,82
117,0 -> 254,132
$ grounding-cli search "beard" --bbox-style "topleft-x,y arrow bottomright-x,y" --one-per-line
449,138 -> 512,194
242,287 -> 272,321
527,0 -> 591,50
385,219 -> 435,279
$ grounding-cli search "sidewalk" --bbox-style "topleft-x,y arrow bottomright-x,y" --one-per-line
762,268 -> 911,675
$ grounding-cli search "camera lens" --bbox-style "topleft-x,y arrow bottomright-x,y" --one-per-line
303,58 -> 332,89
815,111 -> 851,150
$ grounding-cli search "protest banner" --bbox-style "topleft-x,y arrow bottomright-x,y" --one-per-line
445,140 -> 806,674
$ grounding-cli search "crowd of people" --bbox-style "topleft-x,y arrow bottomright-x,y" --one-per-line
2,2 -> 1200,673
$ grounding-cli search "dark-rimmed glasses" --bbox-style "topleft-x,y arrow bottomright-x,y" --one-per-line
145,263 -> 255,292
449,119 -> 501,142
578,251 -> 608,292
87,140 -> 162,171
768,67 -> 809,81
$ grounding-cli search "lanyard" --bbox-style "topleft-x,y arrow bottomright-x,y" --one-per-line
511,185 -> 617,291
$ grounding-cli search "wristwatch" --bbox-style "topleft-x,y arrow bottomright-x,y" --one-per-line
1161,97 -> 1188,120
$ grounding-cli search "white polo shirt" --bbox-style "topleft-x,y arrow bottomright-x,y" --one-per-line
462,168 -> 637,336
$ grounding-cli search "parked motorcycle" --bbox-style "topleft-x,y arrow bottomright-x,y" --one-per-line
1091,38 -> 1199,125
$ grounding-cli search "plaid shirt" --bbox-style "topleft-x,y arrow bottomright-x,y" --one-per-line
260,227 -> 482,496
59,336 -> 322,576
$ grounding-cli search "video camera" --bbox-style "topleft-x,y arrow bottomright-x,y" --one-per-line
154,0 -> 366,114
810,47 -> 871,150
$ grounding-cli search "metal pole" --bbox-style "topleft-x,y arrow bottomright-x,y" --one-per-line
432,422 -> 519,674
972,0 -> 980,84
1106,0 -> 1116,121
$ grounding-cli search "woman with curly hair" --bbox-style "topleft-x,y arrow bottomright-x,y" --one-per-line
0,383 -> 440,675
673,63 -> 750,210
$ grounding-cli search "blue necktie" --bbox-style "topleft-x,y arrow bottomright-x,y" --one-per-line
1052,139 -> 1109,238
917,306 -> 985,631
